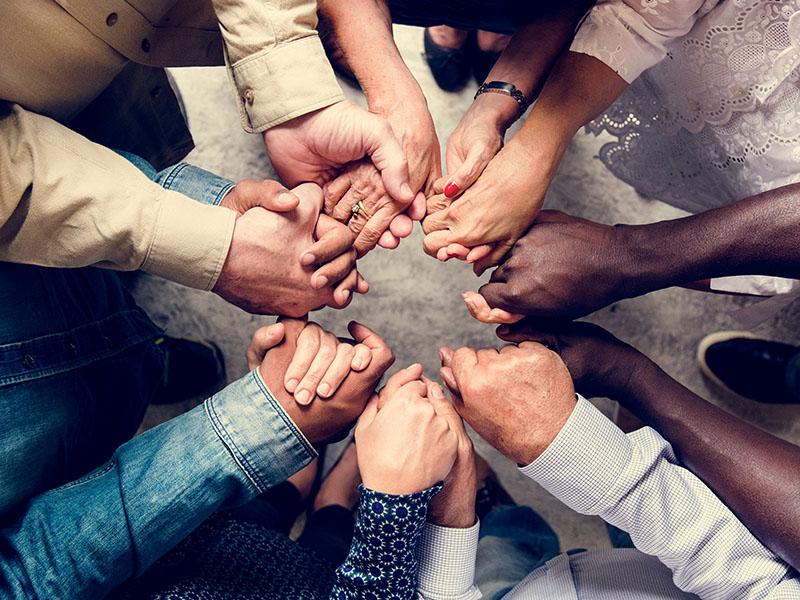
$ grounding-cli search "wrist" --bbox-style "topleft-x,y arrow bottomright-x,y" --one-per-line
428,503 -> 476,529
366,77 -> 426,116
469,92 -> 520,133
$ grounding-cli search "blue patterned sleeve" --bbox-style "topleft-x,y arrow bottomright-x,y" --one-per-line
330,484 -> 442,600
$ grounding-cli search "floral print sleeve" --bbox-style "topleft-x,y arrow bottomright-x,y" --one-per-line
330,484 -> 442,600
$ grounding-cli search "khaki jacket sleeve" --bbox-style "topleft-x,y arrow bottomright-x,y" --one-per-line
0,103 -> 236,290
212,0 -> 345,132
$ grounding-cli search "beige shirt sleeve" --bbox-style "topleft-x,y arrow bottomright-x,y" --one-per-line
0,103 -> 236,291
212,0 -> 345,132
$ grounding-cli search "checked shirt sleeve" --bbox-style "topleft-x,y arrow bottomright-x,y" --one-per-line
330,484 -> 442,600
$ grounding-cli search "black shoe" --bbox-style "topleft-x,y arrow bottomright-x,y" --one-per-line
423,28 -> 473,92
152,336 -> 226,405
472,48 -> 502,86
698,331 -> 800,404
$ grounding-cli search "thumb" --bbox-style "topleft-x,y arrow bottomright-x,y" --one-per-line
442,144 -> 491,199
360,112 -> 414,205
226,180 -> 300,213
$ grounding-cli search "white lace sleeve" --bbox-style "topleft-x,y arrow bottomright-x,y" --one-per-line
570,0 -> 720,82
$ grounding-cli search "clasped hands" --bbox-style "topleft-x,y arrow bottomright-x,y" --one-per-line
249,317 -> 587,525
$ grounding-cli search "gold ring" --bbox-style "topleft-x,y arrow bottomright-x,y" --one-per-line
351,200 -> 373,221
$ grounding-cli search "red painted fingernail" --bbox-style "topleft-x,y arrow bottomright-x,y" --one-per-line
444,181 -> 460,198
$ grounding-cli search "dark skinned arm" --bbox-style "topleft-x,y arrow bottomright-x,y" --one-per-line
478,182 -> 800,321
497,320 -> 800,571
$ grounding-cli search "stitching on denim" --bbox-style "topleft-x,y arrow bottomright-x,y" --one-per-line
159,162 -> 189,191
58,461 -> 115,490
214,182 -> 236,206
204,399 -> 264,493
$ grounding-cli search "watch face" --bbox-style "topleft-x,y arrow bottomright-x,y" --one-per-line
487,81 -> 515,93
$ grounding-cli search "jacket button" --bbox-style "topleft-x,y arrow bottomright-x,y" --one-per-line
244,89 -> 255,105
106,13 -> 118,26
141,38 -> 151,53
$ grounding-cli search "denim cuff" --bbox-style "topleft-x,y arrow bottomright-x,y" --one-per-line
156,163 -> 235,206
205,370 -> 316,493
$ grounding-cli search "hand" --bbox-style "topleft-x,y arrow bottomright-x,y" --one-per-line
263,99 -> 414,207
247,319 -> 374,405
477,210 -> 641,319
213,182 -> 368,316
257,319 -> 394,444
355,365 -> 458,494
323,160 -> 427,256
424,377 -> 477,529
496,319 -> 649,401
439,343 -> 576,465
422,138 -> 550,275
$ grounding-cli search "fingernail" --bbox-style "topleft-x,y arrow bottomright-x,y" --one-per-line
444,181 -> 460,198
318,383 -> 331,397
431,385 -> 443,398
277,191 -> 296,205
301,253 -> 315,266
314,275 -> 328,289
400,183 -> 413,198
341,289 -> 350,301
286,378 -> 299,392
353,357 -> 363,370
295,389 -> 311,405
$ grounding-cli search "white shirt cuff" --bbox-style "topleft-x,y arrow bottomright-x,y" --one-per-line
519,396 -> 632,515
417,521 -> 482,600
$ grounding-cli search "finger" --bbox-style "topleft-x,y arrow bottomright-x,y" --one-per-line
356,394 -> 380,431
348,321 -> 394,370
355,273 -> 370,294
246,322 -> 286,370
226,179 -> 300,213
314,250 -> 357,290
323,172 -> 353,216
423,377 -> 454,414
534,209 -> 572,224
331,269 -> 359,307
377,230 -> 400,249
332,187 -> 366,223
465,244 -> 493,263
354,204 -> 397,256
473,241 -> 515,276
380,363 -> 424,405
284,324 -> 321,394
444,243 -> 470,261
397,379 -> 428,399
450,347 -> 479,387
292,182 -> 325,225
442,144 -> 493,199
303,215 -> 356,268
423,229 -> 455,258
462,290 -> 523,324
317,342 -> 356,398
388,214 -> 413,238
351,343 -> 372,371
477,281 -> 518,315
407,192 -> 427,221
431,176 -> 447,195
295,331 -> 339,405
361,114 -> 415,204
424,194 -> 451,222
438,366 -> 461,400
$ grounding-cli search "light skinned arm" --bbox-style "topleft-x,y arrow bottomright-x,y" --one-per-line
497,320 -> 800,571
0,103 -> 235,291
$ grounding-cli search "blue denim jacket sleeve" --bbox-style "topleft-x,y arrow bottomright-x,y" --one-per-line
330,484 -> 442,599
0,370 -> 315,599
118,151 -> 235,206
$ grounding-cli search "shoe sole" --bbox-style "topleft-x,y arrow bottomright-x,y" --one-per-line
696,330 -> 761,402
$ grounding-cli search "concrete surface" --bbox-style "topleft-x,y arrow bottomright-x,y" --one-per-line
133,25 -> 800,552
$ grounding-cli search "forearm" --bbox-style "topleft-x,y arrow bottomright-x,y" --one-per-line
523,398 -> 800,598
0,105 -> 235,290
620,184 -> 800,294
617,356 -> 800,570
482,3 -> 593,131
318,0 -> 424,111
0,371 -> 315,599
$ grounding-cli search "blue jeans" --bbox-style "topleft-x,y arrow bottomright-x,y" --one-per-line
0,157 -> 314,598
475,505 -> 561,600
